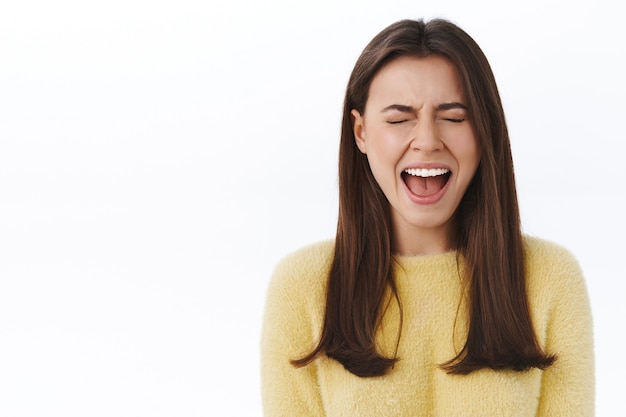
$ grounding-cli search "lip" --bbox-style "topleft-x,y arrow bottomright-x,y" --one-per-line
402,161 -> 452,171
401,162 -> 452,205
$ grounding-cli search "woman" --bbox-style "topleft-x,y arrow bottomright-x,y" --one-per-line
261,18 -> 594,416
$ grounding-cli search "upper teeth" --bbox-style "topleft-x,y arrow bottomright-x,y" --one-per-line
404,168 -> 450,177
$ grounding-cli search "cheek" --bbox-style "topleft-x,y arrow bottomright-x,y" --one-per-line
463,143 -> 481,170
366,153 -> 392,187
467,141 -> 481,172
364,141 -> 403,193
367,129 -> 407,160
366,139 -> 403,181
448,133 -> 480,170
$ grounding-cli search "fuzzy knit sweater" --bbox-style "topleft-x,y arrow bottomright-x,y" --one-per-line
260,236 -> 594,416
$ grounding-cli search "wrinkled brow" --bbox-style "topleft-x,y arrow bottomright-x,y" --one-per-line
381,102 -> 467,113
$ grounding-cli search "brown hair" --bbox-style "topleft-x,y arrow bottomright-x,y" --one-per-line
292,18 -> 555,377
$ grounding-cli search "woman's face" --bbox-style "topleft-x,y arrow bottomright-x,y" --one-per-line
352,55 -> 481,255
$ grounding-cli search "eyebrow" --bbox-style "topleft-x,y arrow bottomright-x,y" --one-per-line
437,102 -> 468,111
381,104 -> 415,113
381,102 -> 468,113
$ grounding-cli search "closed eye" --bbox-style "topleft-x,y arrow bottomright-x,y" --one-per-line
441,117 -> 466,123
387,120 -> 409,125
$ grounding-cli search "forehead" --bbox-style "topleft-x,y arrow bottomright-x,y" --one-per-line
367,55 -> 465,107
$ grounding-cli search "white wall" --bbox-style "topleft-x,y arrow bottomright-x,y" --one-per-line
0,0 -> 623,415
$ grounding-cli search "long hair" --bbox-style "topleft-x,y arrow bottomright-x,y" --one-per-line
292,18 -> 555,377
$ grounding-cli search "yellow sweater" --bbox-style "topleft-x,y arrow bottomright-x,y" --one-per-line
261,236 -> 594,416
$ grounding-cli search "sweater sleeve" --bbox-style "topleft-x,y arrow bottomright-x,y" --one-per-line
534,244 -> 595,416
260,245 -> 330,417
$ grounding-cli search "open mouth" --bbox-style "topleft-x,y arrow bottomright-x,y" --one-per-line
401,168 -> 451,197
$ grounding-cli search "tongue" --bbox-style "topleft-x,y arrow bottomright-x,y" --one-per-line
405,175 -> 447,197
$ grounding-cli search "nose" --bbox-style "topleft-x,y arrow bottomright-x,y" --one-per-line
410,120 -> 443,153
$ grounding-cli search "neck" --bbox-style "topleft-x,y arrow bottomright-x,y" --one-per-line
392,220 -> 453,256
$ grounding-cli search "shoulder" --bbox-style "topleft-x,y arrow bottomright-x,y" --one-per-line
273,240 -> 335,278
521,242 -> 594,407
523,235 -> 583,280
266,240 -> 335,304
522,235 -> 588,310
262,241 -> 334,353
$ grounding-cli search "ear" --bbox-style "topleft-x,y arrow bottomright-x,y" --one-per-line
351,109 -> 367,154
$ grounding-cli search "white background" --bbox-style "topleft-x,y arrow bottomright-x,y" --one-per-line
0,0 -> 623,415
